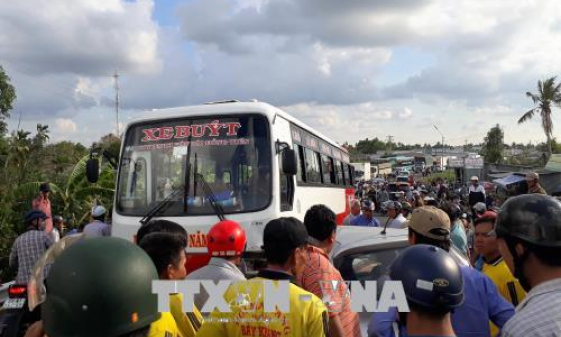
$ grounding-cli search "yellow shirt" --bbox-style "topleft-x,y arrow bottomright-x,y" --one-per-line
149,312 -> 181,337
196,276 -> 328,337
170,293 -> 203,337
482,257 -> 526,337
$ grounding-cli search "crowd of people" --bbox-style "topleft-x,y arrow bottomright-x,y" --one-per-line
6,174 -> 561,337
9,182 -> 111,284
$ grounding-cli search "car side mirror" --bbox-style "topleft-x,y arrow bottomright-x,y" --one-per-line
282,149 -> 297,176
86,158 -> 100,183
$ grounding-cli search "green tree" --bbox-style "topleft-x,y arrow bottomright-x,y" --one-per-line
0,66 -> 16,135
519,77 -> 561,158
481,124 -> 504,163
549,138 -> 561,154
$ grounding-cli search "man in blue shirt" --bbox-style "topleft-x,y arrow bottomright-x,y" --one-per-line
350,200 -> 380,227
368,206 -> 514,337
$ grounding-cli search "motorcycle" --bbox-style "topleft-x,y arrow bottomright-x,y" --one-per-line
0,284 -> 40,337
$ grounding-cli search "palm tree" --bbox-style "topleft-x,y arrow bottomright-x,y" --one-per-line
519,77 -> 561,158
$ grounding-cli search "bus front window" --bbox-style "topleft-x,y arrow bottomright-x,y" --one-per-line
117,115 -> 272,216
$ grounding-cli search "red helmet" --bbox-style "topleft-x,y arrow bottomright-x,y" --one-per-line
207,220 -> 246,257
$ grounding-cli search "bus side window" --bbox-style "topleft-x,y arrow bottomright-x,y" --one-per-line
340,161 -> 347,185
321,155 -> 335,184
347,164 -> 354,186
334,160 -> 343,185
304,148 -> 321,183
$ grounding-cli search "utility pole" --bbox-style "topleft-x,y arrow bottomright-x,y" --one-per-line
387,135 -> 394,151
433,125 -> 445,168
113,71 -> 120,137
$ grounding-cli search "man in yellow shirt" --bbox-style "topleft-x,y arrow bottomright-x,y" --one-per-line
474,211 -> 526,336
139,229 -> 204,337
196,217 -> 329,337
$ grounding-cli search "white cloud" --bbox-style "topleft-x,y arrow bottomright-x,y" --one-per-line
55,118 -> 77,133
0,0 -> 160,76
398,107 -> 413,119
3,0 -> 561,148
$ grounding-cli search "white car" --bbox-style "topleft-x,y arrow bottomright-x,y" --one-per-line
331,226 -> 469,336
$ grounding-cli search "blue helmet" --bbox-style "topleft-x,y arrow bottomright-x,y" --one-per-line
390,244 -> 463,312
25,210 -> 47,223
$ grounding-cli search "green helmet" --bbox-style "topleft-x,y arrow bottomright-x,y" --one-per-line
42,237 -> 160,337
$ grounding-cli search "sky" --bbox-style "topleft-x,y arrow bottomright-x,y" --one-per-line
2,0 -> 561,147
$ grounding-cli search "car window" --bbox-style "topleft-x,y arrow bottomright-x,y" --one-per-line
336,247 -> 405,282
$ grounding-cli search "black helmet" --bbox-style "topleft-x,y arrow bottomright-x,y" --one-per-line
496,194 -> 561,247
42,237 -> 160,337
390,244 -> 463,311
24,210 -> 47,223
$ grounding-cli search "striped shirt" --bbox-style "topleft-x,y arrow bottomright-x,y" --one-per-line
296,245 -> 362,337
9,229 -> 54,284
501,278 -> 561,337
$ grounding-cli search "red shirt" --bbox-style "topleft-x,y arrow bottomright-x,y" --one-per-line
32,195 -> 53,233
296,245 -> 361,337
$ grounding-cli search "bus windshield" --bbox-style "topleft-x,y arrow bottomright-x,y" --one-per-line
116,115 -> 272,216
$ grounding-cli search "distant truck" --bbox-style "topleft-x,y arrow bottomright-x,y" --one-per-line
414,156 -> 426,173
351,162 -> 371,181
375,162 -> 393,177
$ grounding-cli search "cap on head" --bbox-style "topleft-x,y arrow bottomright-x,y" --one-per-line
383,201 -> 402,210
40,183 -> 51,193
473,202 -> 487,214
361,200 -> 375,211
207,220 -> 246,257
262,217 -> 308,255
25,210 -> 47,223
526,172 -> 539,181
408,206 -> 451,241
470,176 -> 479,181
473,211 -> 497,227
91,205 -> 107,218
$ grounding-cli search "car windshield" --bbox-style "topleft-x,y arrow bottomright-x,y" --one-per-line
116,115 -> 272,216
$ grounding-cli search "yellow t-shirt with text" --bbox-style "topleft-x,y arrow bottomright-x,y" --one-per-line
170,293 -> 203,337
195,277 -> 328,337
149,312 -> 180,337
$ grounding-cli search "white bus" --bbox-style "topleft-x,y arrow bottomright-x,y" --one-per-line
98,101 -> 355,270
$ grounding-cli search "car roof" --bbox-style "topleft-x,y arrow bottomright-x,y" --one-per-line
332,226 -> 408,258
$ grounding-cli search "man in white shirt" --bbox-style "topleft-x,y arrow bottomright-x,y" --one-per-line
468,176 -> 486,208
384,201 -> 408,229
343,199 -> 361,226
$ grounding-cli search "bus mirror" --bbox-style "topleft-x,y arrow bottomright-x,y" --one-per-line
282,149 -> 297,176
86,158 -> 100,183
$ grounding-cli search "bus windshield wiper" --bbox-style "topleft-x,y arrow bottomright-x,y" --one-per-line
195,173 -> 226,221
140,186 -> 183,225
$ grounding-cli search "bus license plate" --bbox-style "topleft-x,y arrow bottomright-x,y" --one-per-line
2,299 -> 25,309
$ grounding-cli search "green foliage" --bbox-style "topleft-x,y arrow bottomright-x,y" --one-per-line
418,170 -> 456,184
0,127 -> 118,281
551,138 -> 561,154
348,137 -> 423,154
481,124 -> 505,164
0,66 -> 17,135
